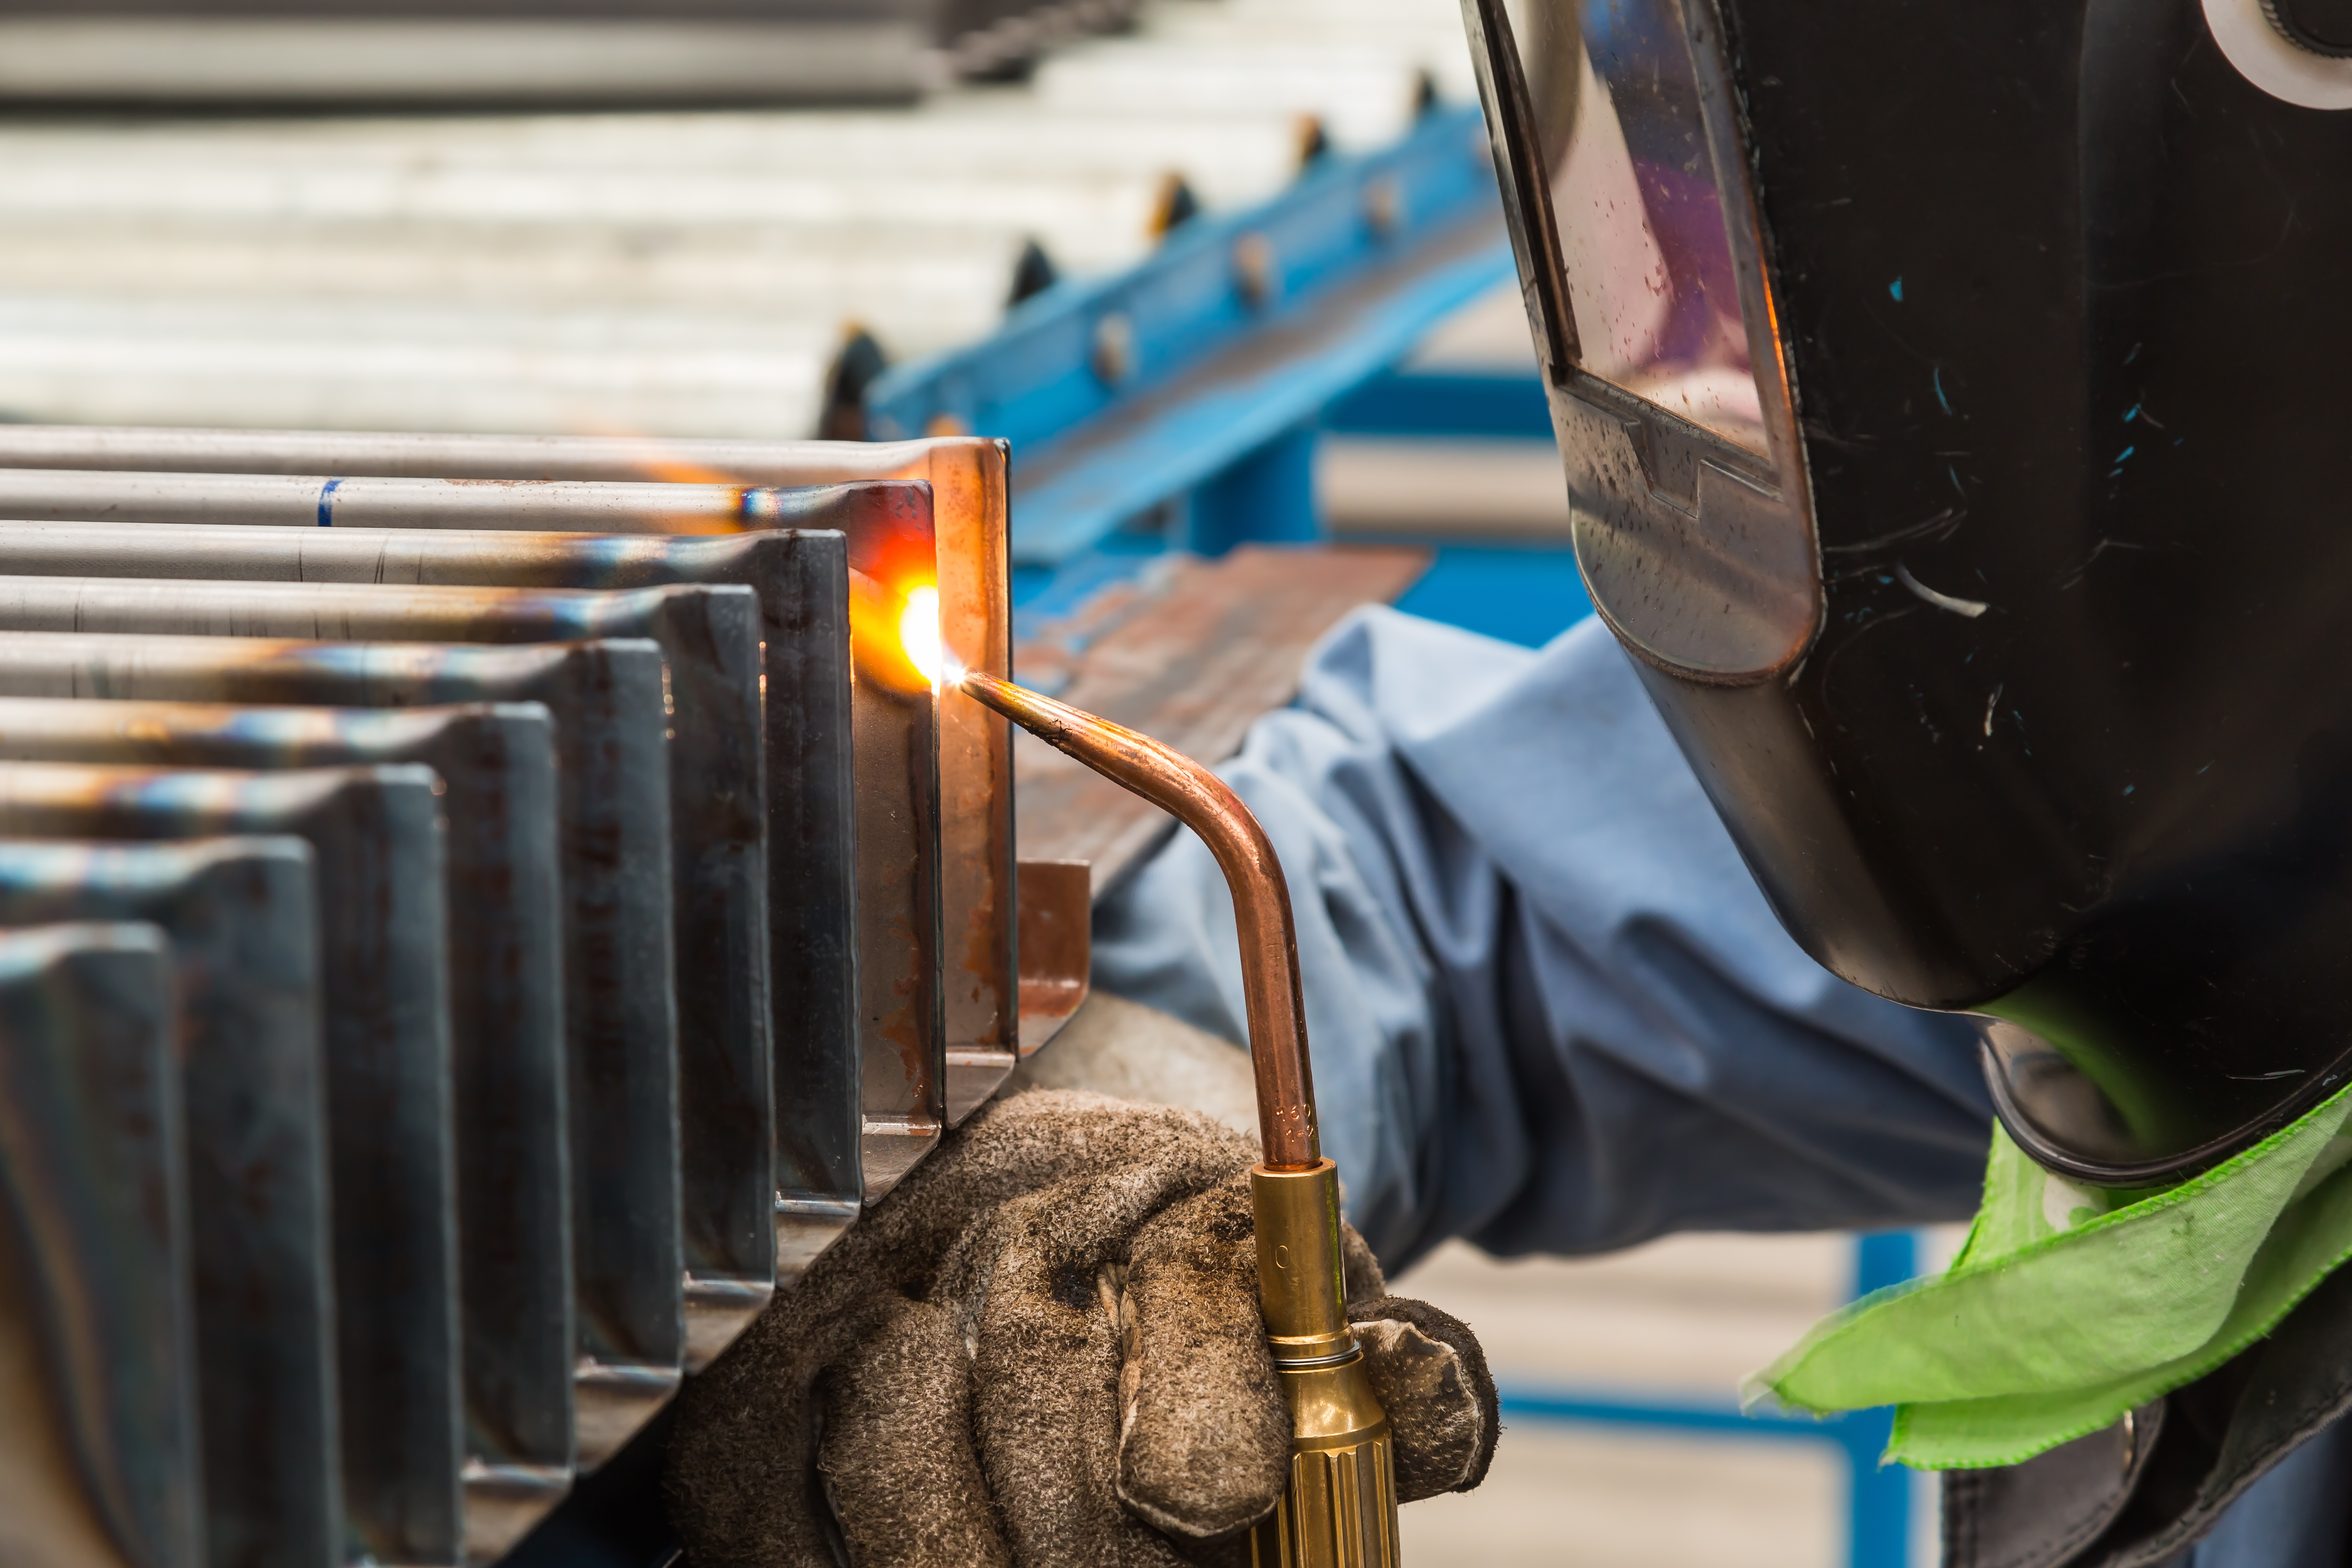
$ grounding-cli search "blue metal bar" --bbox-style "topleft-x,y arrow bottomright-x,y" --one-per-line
1500,1390 -> 1842,1443
1845,1231 -> 1920,1568
866,105 -> 1516,566
1321,369 -> 1553,441
1184,420 -> 1321,555
1390,546 -> 1592,648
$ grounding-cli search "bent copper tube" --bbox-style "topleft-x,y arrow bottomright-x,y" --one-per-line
956,670 -> 1319,1170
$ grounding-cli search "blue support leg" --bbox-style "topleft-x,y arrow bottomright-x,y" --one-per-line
1183,422 -> 1321,555
1844,1231 -> 1922,1568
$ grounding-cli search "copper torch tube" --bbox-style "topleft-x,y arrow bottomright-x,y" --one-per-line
956,669 -> 1321,1169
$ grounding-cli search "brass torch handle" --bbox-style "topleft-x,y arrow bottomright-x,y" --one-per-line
1247,1163 -> 1401,1568
957,670 -> 1320,1168
954,669 -> 1399,1567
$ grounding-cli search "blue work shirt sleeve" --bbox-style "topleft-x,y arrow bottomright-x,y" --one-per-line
1090,606 -> 1993,1271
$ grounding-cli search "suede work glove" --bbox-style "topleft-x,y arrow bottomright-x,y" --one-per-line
665,1089 -> 1498,1568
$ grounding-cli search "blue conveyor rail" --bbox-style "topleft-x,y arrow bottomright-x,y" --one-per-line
866,102 -> 1516,566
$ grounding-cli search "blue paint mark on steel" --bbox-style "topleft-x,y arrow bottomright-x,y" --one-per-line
1932,367 -> 1952,416
316,477 -> 344,528
2124,403 -> 2142,423
1503,1231 -> 1920,1568
2114,445 -> 2136,465
1889,277 -> 1904,302
1323,370 -> 1552,441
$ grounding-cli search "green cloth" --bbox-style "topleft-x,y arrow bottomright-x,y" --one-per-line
1745,1085 -> 2352,1469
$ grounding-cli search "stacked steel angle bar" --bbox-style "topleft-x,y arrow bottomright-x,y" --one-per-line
0,438 -> 1069,1568
0,3 -> 1479,1564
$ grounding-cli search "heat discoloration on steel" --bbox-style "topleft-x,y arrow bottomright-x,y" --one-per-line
0,522 -> 845,1343
0,628 -> 683,1469
0,836 -> 336,1568
0,433 -> 1013,1130
0,694 -> 573,1553
0,921 -> 202,1568
1011,858 -> 1090,1058
1011,544 -> 1430,889
0,762 -> 461,1568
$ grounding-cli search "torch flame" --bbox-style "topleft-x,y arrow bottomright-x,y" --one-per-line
898,585 -> 947,690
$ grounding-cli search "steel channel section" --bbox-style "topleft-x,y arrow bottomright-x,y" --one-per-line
0,435 -> 1018,1127
0,696 -> 572,1559
0,764 -> 460,1568
0,837 -> 336,1568
0,632 -> 680,1483
0,921 -> 202,1568
0,522 -> 843,1302
0,580 -> 743,1466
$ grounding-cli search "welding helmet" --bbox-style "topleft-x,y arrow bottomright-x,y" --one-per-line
1459,0 -> 2352,1184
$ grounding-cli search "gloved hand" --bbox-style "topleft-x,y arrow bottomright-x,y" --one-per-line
665,1089 -> 1497,1568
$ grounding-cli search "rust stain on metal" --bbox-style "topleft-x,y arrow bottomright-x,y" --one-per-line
1011,543 -> 1429,891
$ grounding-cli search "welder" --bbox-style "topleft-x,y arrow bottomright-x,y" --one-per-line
666,0 -> 2352,1563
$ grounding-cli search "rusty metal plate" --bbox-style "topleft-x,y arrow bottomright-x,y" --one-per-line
0,696 -> 571,1559
1011,543 -> 1432,891
0,630 -> 682,1479
0,763 -> 460,1568
0,837 -> 336,1568
0,920 -> 202,1568
1011,857 -> 1091,1061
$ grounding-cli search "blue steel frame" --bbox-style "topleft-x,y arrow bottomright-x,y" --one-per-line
1496,1232 -> 1921,1568
866,102 -> 1519,566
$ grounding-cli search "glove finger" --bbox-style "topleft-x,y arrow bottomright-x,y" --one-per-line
1350,1294 -> 1500,1501
666,1281 -> 891,1568
962,1180 -> 1170,1567
1116,1177 -> 1290,1541
1340,1219 -> 1388,1309
817,1296 -> 1011,1568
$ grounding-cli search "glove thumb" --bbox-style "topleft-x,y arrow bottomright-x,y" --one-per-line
1114,1176 -> 1292,1540
1350,1294 -> 1499,1501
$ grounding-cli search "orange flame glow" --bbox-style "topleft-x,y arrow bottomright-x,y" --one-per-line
898,585 -> 945,690
848,568 -> 949,695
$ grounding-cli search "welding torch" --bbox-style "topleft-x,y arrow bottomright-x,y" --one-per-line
956,666 -> 1401,1568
